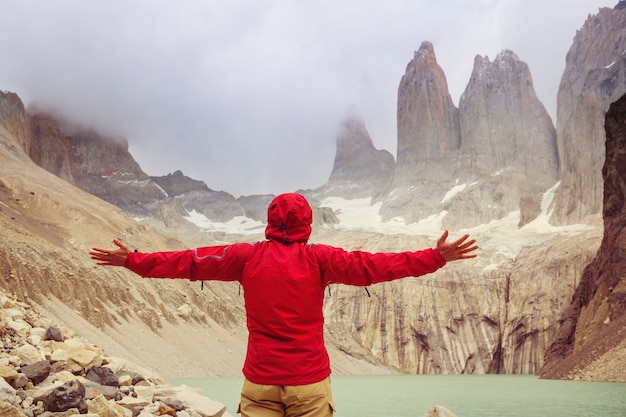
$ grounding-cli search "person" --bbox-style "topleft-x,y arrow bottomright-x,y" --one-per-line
90,192 -> 478,417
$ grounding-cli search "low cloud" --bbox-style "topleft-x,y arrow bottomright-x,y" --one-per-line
0,0 -> 611,196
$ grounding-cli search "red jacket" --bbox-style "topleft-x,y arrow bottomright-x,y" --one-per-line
124,193 -> 446,385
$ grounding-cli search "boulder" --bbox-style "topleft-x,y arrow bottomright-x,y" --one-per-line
153,385 -> 227,417
15,344 -> 43,365
0,377 -> 19,404
0,401 -> 23,417
86,365 -> 119,387
43,379 -> 87,413
423,405 -> 458,417
87,393 -> 132,417
21,360 -> 51,385
44,327 -> 64,342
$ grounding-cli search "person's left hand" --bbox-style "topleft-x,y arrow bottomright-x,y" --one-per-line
436,230 -> 478,262
89,239 -> 132,266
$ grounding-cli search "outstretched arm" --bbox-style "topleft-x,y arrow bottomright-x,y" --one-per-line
89,238 -> 131,267
436,230 -> 478,262
90,240 -> 249,282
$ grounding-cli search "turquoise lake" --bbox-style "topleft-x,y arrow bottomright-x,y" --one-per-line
169,374 -> 626,416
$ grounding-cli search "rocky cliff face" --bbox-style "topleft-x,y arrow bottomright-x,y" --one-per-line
319,229 -> 599,376
396,42 -> 460,175
448,50 -> 558,230
539,92 -> 626,382
0,91 -> 31,159
550,5 -> 626,225
28,111 -> 167,215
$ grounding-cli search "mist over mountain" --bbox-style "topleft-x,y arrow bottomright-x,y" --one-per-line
307,110 -> 395,200
1,3 -> 625,384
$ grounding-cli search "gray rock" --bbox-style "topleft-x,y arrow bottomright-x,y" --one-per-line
43,380 -> 87,413
451,49 -> 558,229
86,365 -> 119,387
20,360 -> 51,385
44,327 -> 64,342
83,380 -> 119,400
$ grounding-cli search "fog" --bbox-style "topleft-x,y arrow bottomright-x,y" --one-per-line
0,0 -> 611,196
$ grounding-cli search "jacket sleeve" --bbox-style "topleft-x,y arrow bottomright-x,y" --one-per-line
124,243 -> 251,282
314,244 -> 446,286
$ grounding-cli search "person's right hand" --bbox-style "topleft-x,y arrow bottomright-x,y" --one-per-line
89,238 -> 131,266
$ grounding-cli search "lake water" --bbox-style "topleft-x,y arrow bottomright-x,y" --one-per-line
169,374 -> 626,417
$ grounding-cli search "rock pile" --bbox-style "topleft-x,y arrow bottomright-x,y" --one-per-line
0,291 -> 231,417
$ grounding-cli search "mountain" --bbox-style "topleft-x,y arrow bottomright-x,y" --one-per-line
0,90 -> 385,379
539,92 -> 626,381
379,41 -> 461,224
550,4 -> 626,225
1,3 -> 625,383
450,50 -> 558,230
25,110 -> 281,236
308,110 -> 394,200
376,42 -> 559,231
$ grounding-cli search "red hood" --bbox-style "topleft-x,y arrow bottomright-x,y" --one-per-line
265,193 -> 312,244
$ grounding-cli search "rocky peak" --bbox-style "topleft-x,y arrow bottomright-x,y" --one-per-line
23,108 -> 258,228
378,41 -> 461,223
442,49 -> 558,229
395,41 -> 460,175
458,49 -> 557,180
311,110 -> 394,199
380,42 -> 558,229
151,170 -> 211,197
550,5 -> 626,225
335,110 -> 372,157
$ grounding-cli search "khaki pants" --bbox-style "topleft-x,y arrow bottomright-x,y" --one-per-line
238,377 -> 335,417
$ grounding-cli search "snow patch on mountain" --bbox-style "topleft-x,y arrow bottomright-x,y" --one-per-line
176,183 -> 596,259
184,209 -> 265,235
321,192 -> 597,260
441,180 -> 468,204
320,197 -> 441,237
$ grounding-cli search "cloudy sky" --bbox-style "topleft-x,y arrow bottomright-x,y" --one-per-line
1,1 -> 612,197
